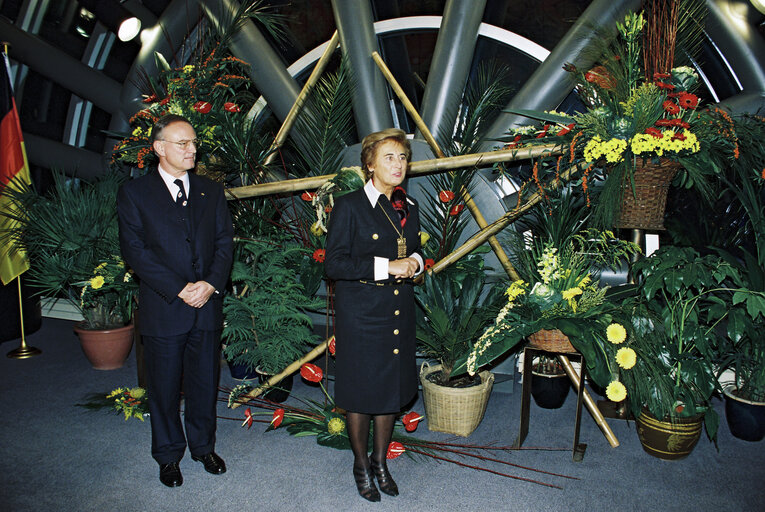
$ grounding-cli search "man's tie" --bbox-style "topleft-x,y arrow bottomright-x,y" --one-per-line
174,179 -> 188,206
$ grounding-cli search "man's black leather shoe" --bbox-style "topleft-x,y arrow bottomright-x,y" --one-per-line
159,462 -> 183,487
191,452 -> 226,475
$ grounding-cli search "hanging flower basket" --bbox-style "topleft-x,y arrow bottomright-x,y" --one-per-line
617,158 -> 681,230
527,329 -> 576,353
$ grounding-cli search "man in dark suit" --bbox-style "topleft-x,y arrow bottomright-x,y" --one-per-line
117,114 -> 234,488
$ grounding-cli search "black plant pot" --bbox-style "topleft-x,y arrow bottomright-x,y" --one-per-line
228,360 -> 257,380
256,368 -> 294,403
531,371 -> 570,409
724,387 -> 765,442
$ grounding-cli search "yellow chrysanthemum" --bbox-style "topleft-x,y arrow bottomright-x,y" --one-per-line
420,231 -> 431,246
606,323 -> 627,344
129,387 -> 146,399
327,417 -> 345,435
616,347 -> 636,369
605,381 -> 627,402
90,275 -> 105,289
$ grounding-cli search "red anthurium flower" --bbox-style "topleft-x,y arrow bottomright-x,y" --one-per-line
312,249 -> 326,263
678,92 -> 699,110
301,191 -> 315,201
193,101 -> 212,114
300,363 -> 323,383
402,411 -> 424,432
424,258 -> 435,270
224,102 -> 241,112
386,441 -> 405,459
556,123 -> 576,136
645,127 -> 663,139
449,204 -> 465,216
328,335 -> 336,356
655,81 -> 675,90
662,100 -> 680,115
438,190 -> 455,203
271,408 -> 285,428
242,408 -> 254,429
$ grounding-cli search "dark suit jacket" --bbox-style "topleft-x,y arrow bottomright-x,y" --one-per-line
324,187 -> 421,413
117,169 -> 234,337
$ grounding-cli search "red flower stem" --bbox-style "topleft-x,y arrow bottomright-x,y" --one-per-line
402,442 -> 577,480
405,447 -> 563,490
419,439 -> 568,451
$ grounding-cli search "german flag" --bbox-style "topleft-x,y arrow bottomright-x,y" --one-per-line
0,52 -> 31,285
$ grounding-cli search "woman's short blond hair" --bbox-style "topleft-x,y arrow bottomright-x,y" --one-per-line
360,128 -> 411,180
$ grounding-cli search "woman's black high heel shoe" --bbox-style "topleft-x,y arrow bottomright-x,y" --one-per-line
353,465 -> 381,502
370,456 -> 399,497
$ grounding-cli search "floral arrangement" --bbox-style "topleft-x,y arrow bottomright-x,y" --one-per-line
110,43 -> 254,175
455,229 -> 639,396
226,363 -> 577,489
75,256 -> 137,329
77,386 -> 148,421
501,10 -> 749,228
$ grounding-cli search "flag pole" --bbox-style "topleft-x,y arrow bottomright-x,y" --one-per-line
6,276 -> 41,359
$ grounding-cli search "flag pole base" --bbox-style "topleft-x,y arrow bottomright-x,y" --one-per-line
7,344 -> 41,359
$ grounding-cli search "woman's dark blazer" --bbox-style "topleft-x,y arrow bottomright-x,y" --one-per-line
324,186 -> 421,414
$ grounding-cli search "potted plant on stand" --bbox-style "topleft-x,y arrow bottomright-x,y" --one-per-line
2,172 -> 138,369
623,246 -> 765,458
415,251 -> 505,437
222,237 -> 324,402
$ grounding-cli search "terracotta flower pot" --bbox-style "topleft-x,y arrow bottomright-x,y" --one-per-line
636,407 -> 704,460
73,322 -> 134,370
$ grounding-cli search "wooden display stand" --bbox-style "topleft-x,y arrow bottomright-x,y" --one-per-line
514,346 -> 587,462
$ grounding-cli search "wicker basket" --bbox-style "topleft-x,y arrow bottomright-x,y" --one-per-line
420,362 -> 494,437
617,158 -> 681,230
527,329 -> 576,353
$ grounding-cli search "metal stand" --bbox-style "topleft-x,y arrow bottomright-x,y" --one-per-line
514,346 -> 587,462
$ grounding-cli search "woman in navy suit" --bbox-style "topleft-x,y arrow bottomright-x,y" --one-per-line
325,128 -> 423,502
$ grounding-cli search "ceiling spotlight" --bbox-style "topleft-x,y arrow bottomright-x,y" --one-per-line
118,16 -> 141,42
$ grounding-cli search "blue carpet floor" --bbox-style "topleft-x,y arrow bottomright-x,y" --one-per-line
1,318 -> 764,512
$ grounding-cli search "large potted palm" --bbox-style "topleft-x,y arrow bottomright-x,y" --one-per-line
2,172 -> 137,369
415,251 -> 505,437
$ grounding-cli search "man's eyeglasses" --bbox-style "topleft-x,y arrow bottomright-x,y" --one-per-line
159,138 -> 200,149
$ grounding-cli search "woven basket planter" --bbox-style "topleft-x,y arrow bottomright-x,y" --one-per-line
420,363 -> 494,437
527,329 -> 576,353
617,158 -> 681,230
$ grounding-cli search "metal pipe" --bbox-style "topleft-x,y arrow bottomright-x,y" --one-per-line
331,0 -> 393,137
0,17 -> 122,115
416,0 -> 487,145
24,133 -> 106,181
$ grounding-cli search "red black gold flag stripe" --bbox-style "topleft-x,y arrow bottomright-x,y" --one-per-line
0,53 -> 31,285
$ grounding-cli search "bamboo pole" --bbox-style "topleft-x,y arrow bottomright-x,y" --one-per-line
371,51 -> 521,281
225,143 -> 559,200
262,31 -> 340,167
230,337 -> 331,409
557,354 -> 620,448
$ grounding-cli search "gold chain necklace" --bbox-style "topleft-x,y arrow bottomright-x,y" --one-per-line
378,200 -> 407,258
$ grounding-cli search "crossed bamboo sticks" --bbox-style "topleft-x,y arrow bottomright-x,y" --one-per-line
224,42 -> 619,448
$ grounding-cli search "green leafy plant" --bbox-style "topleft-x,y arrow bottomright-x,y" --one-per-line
625,246 -> 765,440
222,237 -> 324,375
1,172 -> 136,329
415,250 -> 505,386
